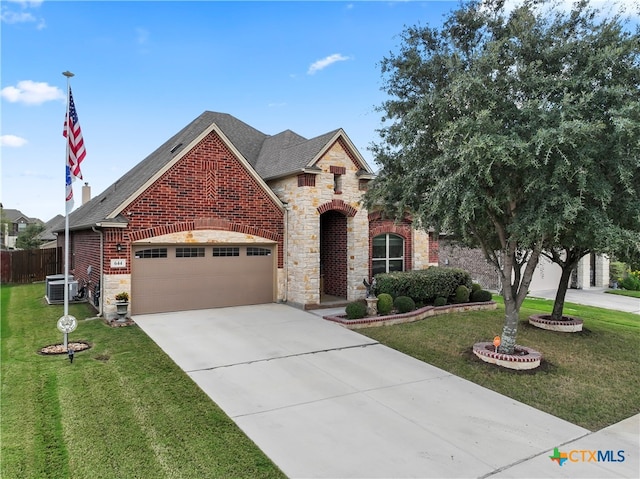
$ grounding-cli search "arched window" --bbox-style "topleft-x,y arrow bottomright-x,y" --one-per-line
372,234 -> 404,275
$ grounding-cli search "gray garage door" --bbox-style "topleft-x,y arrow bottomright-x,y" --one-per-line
131,244 -> 275,314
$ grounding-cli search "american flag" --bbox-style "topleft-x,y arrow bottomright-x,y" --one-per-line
63,87 -> 85,180
65,164 -> 74,213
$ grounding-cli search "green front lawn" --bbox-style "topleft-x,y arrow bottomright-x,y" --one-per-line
1,284 -> 285,479
606,289 -> 640,298
359,296 -> 640,432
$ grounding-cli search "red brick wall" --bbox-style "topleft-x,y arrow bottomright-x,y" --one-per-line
73,130 -> 284,276
368,213 -> 414,276
320,210 -> 347,297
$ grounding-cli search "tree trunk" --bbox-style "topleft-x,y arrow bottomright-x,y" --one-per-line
499,300 -> 520,354
551,264 -> 574,320
498,245 -> 519,354
497,240 -> 544,355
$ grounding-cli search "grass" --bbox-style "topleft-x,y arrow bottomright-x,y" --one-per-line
1,283 -> 285,479
605,289 -> 640,298
358,295 -> 639,432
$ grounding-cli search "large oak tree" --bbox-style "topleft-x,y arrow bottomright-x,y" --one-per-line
365,0 -> 640,353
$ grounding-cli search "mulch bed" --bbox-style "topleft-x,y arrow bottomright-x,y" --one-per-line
104,317 -> 136,327
39,341 -> 91,355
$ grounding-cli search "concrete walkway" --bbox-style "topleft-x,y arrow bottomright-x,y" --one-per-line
135,303 -> 638,478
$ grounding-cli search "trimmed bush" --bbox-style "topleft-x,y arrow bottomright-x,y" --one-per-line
377,293 -> 394,315
471,283 -> 482,293
375,267 -> 472,304
345,301 -> 367,319
434,296 -> 447,307
471,289 -> 493,302
621,274 -> 640,291
453,285 -> 470,303
610,261 -> 627,283
394,296 -> 415,313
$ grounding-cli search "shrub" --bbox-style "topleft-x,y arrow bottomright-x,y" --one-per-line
377,293 -> 394,315
453,285 -> 470,303
434,296 -> 447,307
375,267 -> 472,304
345,301 -> 367,319
610,261 -> 627,284
394,296 -> 415,313
471,289 -> 493,302
620,274 -> 640,291
471,282 -> 482,293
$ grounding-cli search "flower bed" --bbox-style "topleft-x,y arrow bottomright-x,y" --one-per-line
323,301 -> 497,329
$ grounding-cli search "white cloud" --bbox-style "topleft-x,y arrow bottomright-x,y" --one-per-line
307,53 -> 351,75
0,135 -> 28,147
1,0 -> 45,27
6,1 -> 44,6
1,80 -> 64,105
1,9 -> 35,24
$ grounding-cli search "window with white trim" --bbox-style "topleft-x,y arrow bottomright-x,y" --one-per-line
372,234 -> 404,275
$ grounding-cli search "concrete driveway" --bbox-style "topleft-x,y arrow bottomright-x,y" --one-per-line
134,303 -> 638,478
528,287 -> 640,314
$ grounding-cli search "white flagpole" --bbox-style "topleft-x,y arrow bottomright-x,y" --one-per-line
62,70 -> 74,350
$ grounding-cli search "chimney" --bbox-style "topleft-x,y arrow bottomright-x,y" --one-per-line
82,182 -> 91,205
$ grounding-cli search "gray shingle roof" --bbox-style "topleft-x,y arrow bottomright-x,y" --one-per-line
64,111 -> 371,231
254,129 -> 341,180
2,208 -> 41,224
38,214 -> 65,241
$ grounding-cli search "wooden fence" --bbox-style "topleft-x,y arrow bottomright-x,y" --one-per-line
0,248 -> 62,284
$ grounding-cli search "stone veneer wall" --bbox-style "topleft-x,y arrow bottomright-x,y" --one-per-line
438,239 -> 501,291
268,140 -> 370,308
412,229 -> 436,270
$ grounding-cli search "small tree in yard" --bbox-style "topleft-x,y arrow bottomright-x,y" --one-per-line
15,223 -> 45,250
364,0 -> 640,353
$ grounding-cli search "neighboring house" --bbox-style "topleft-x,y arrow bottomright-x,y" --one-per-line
1,208 -> 42,249
38,215 -> 65,249
59,112 -> 438,319
439,238 -> 610,292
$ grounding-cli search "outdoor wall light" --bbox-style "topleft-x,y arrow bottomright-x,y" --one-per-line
116,243 -> 123,252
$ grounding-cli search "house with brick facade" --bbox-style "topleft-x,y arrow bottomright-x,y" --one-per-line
60,112 -> 438,319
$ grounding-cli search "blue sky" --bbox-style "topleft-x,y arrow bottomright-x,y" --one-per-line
1,1 -> 636,222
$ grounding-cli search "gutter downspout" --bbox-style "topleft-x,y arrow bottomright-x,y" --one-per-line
91,226 -> 104,317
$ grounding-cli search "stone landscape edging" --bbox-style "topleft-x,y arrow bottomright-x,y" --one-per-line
472,342 -> 542,370
528,313 -> 584,332
323,301 -> 497,329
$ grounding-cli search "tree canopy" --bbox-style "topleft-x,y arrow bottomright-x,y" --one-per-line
15,223 -> 45,250
365,0 -> 640,353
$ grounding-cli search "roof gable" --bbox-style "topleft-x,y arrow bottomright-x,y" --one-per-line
66,111 -> 374,230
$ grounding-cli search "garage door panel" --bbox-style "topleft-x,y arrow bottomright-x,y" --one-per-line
132,245 -> 275,314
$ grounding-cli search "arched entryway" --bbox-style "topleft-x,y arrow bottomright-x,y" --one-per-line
320,210 -> 348,300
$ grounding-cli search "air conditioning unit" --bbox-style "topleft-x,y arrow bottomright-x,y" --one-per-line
45,274 -> 69,288
47,280 -> 78,303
